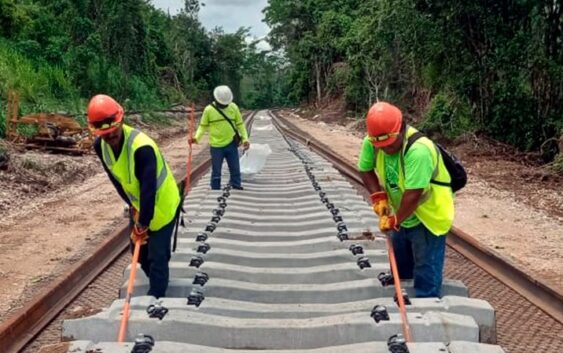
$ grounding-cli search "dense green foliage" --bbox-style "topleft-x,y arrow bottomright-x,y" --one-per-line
264,0 -> 563,157
2,0 -> 561,160
0,0 -> 282,135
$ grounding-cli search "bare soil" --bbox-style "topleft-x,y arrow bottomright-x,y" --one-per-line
281,108 -> 563,292
0,115 -> 208,320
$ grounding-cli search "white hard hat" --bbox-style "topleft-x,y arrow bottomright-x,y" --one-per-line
213,85 -> 233,105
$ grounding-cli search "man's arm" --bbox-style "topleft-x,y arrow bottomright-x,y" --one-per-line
134,146 -> 157,228
193,108 -> 210,143
233,105 -> 248,142
359,171 -> 383,194
93,138 -> 131,206
358,137 -> 382,193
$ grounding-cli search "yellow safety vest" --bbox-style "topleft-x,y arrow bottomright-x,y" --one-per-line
101,124 -> 180,231
375,126 -> 454,235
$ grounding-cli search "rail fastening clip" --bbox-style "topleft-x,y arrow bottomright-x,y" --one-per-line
131,334 -> 155,353
371,305 -> 390,323
146,303 -> 168,320
387,333 -> 409,353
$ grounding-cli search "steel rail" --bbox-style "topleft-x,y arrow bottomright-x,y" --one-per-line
0,112 -> 256,353
270,109 -> 563,324
0,161 -> 210,353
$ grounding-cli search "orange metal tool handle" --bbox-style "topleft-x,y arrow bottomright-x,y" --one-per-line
117,238 -> 141,343
184,103 -> 196,195
385,233 -> 413,342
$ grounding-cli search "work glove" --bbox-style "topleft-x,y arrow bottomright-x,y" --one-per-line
188,137 -> 197,145
131,222 -> 149,245
379,215 -> 399,233
370,191 -> 390,217
242,141 -> 250,151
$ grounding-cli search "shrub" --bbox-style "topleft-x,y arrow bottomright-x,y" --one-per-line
16,123 -> 38,137
326,63 -> 350,96
421,90 -> 474,139
0,109 -> 5,138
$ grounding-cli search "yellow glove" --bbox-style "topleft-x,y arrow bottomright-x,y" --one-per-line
379,215 -> 399,232
370,191 -> 389,217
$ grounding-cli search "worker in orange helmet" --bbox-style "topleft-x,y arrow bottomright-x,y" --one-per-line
357,101 -> 455,297
87,94 -> 180,298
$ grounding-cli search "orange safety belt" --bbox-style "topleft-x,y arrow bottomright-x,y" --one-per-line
384,231 -> 413,342
118,238 -> 141,343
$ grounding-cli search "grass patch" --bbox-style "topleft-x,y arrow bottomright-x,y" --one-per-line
142,112 -> 173,125
550,153 -> 563,174
16,123 -> 38,137
20,157 -> 43,172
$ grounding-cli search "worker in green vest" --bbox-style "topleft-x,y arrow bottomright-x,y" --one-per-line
87,94 -> 180,298
357,101 -> 454,297
190,85 -> 249,190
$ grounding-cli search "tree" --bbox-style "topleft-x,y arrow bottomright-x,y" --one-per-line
210,27 -> 250,102
0,0 -> 28,38
264,0 -> 563,157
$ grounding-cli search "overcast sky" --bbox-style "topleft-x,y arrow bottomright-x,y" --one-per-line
152,0 -> 270,39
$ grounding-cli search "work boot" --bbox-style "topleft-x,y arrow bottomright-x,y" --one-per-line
231,185 -> 244,190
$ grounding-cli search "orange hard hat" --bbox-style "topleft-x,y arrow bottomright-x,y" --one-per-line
87,94 -> 124,136
366,102 -> 403,148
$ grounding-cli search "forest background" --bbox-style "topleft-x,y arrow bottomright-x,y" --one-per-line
0,0 -> 561,167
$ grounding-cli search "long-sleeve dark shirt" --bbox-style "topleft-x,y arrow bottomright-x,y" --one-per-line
94,136 -> 156,227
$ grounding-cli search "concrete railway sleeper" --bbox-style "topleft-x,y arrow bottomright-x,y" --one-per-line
60,111 -> 504,352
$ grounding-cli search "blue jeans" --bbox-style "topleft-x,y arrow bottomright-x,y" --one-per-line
391,223 -> 446,298
210,140 -> 241,190
130,219 -> 175,298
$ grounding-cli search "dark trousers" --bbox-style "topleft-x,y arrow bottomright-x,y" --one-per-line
391,223 -> 446,298
210,140 -> 241,190
129,219 -> 174,298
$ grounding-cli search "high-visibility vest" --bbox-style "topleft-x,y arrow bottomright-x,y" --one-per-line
375,126 -> 455,235
101,124 -> 180,231
194,103 -> 248,147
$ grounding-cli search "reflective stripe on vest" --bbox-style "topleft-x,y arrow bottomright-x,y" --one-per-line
101,125 -> 180,231
376,126 -> 454,235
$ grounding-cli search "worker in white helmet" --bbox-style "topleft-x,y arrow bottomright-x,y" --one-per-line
190,85 -> 250,190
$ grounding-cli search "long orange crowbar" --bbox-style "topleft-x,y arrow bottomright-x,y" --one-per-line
185,103 -> 196,192
384,230 -> 413,342
118,238 -> 141,343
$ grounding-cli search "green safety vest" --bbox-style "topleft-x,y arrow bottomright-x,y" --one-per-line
375,126 -> 455,235
101,124 -> 180,231
194,103 -> 248,147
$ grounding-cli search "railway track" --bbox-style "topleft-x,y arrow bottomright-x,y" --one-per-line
1,110 -> 561,353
